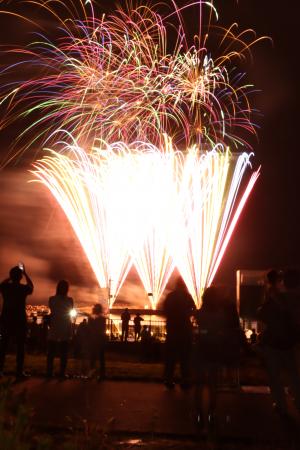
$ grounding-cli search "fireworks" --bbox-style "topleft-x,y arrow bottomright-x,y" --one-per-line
0,0 -> 264,156
32,138 -> 259,308
0,1 -> 264,307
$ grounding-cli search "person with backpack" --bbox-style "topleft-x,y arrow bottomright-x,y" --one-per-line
257,269 -> 300,416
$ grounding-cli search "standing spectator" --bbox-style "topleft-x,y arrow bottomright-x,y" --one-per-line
258,269 -> 300,416
283,268 -> 300,341
250,329 -> 258,345
121,308 -> 131,342
140,325 -> 152,360
133,313 -> 144,341
195,286 -> 242,430
89,304 -> 106,380
75,318 -> 90,378
162,277 -> 195,389
0,265 -> 34,378
46,280 -> 73,379
28,315 -> 40,353
40,314 -> 50,353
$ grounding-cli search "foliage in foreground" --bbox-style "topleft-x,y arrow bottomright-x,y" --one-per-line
0,380 -> 113,450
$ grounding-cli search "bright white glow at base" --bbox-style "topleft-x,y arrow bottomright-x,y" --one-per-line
70,308 -> 77,318
32,137 -> 259,308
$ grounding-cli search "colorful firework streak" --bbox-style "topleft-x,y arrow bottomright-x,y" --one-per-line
0,1 -> 264,307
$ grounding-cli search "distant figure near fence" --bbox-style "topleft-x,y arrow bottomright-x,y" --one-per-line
162,277 -> 195,389
133,313 -> 144,341
121,308 -> 131,342
28,315 -> 40,353
0,265 -> 34,378
89,303 -> 106,380
46,280 -> 73,379
75,318 -> 89,378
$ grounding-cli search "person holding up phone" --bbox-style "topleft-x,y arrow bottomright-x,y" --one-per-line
0,264 -> 34,379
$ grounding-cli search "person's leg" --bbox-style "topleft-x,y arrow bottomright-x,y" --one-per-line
284,349 -> 300,409
124,325 -> 129,342
59,341 -> 68,376
164,340 -> 176,387
98,343 -> 106,379
16,330 -> 26,376
179,340 -> 191,387
194,360 -> 205,429
0,329 -> 10,373
90,344 -> 97,372
46,340 -> 56,377
207,364 -> 219,416
264,347 -> 287,412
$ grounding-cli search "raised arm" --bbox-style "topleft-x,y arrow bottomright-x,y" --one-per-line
0,277 -> 10,288
22,266 -> 34,293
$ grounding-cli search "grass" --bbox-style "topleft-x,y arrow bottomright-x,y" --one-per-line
2,348 -> 270,385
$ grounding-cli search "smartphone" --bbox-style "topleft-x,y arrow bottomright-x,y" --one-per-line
18,262 -> 24,271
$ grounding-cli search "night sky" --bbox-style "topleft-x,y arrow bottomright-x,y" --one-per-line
0,0 -> 299,305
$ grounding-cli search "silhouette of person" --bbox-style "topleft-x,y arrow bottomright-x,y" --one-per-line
140,325 -> 152,361
46,280 -> 74,378
121,308 -> 131,342
162,277 -> 195,388
88,303 -> 106,380
133,313 -> 144,341
250,328 -> 257,345
141,325 -> 151,342
258,269 -> 300,415
75,318 -> 89,378
40,314 -> 50,353
283,268 -> 300,340
195,286 -> 242,429
28,315 -> 39,353
0,265 -> 34,378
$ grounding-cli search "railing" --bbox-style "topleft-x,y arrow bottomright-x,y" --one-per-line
106,318 -> 167,342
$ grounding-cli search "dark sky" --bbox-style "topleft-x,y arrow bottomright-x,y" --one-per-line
0,0 -> 299,305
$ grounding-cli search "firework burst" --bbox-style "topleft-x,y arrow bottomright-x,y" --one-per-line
0,0 -> 265,157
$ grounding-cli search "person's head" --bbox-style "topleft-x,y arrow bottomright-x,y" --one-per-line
9,266 -> 23,283
92,303 -> 103,316
266,269 -> 283,288
283,269 -> 300,290
174,276 -> 187,292
201,286 -> 221,310
56,280 -> 69,296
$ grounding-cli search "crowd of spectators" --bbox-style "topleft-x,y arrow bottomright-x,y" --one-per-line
0,264 -> 300,429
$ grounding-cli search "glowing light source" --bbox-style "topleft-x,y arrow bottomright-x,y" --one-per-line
70,308 -> 77,319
